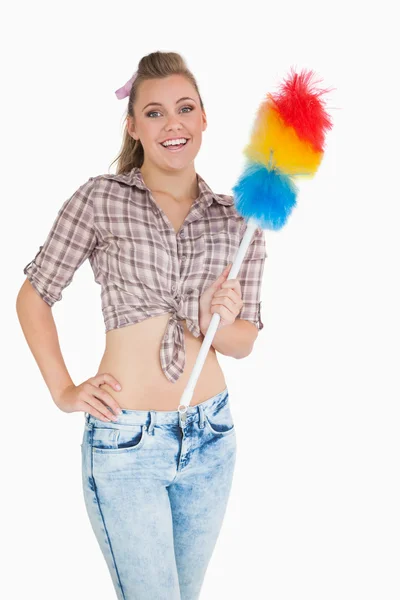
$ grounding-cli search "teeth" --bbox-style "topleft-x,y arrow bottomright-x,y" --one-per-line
161,138 -> 187,147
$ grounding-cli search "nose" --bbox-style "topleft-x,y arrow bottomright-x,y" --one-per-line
165,114 -> 183,130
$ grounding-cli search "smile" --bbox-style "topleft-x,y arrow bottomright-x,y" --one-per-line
160,139 -> 189,152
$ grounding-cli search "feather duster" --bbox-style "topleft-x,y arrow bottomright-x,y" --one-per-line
178,68 -> 333,414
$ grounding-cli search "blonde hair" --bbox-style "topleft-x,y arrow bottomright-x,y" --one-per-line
109,51 -> 205,174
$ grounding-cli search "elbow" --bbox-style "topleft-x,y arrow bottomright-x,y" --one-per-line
233,322 -> 259,359
235,342 -> 255,360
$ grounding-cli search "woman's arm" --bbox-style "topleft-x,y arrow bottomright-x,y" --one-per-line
16,280 -> 75,406
18,176 -> 98,404
205,319 -> 258,359
199,224 -> 267,359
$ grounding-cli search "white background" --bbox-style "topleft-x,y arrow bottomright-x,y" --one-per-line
3,0 -> 400,598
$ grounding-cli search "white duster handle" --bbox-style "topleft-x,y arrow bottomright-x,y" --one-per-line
177,217 -> 259,410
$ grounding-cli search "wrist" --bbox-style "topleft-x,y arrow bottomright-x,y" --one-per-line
53,382 -> 75,408
199,319 -> 208,337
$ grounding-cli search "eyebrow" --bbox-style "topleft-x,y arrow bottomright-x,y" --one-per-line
142,97 -> 196,112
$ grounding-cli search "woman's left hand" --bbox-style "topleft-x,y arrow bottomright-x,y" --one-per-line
199,263 -> 244,335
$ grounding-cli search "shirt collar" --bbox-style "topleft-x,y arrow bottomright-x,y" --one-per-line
101,167 -> 234,207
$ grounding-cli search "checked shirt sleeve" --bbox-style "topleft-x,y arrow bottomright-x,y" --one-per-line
23,177 -> 97,306
236,225 -> 267,330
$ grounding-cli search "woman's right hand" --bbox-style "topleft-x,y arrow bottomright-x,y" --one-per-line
55,372 -> 123,422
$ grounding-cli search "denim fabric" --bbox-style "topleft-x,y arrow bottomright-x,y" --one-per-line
81,387 -> 236,599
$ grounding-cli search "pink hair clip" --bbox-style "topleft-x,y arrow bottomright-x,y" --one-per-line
115,71 -> 139,100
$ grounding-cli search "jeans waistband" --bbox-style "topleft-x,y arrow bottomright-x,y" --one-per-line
85,387 -> 229,428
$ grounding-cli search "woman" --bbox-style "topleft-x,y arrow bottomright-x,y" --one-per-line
17,51 -> 267,600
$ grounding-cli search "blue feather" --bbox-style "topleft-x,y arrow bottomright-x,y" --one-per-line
232,162 -> 298,230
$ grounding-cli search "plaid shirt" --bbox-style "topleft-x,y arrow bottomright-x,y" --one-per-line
23,167 -> 267,383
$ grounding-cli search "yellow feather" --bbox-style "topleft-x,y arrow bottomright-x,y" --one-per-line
243,103 -> 322,177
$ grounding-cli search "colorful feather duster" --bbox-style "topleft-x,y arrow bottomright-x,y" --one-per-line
177,68 -> 333,420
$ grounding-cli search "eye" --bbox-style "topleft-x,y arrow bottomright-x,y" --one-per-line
146,106 -> 194,118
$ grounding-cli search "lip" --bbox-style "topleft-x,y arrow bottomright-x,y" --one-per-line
160,138 -> 190,153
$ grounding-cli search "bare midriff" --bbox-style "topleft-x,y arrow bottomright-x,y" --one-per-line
96,186 -> 228,411
96,313 -> 227,411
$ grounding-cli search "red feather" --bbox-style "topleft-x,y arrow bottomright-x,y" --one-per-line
268,67 -> 334,153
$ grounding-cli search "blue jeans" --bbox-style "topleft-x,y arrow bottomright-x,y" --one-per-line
81,387 -> 237,599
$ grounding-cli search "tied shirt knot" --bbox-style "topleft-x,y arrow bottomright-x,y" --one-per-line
160,287 -> 202,383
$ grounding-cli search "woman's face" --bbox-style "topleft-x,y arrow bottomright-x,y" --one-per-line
128,74 -> 207,171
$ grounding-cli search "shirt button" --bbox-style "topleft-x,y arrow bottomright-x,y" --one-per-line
181,255 -> 186,261
180,231 -> 185,237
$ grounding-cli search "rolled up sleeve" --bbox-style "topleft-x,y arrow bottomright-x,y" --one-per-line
23,177 -> 97,306
237,225 -> 267,330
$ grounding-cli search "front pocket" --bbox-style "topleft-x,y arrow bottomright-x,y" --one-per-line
91,423 -> 147,453
202,230 -> 241,277
204,400 -> 235,436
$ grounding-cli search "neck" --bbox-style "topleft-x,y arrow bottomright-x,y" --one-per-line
139,162 -> 199,203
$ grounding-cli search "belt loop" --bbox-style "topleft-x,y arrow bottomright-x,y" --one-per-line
198,404 -> 205,429
85,412 -> 93,429
148,411 -> 156,435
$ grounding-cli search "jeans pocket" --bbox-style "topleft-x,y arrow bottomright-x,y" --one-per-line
204,399 -> 235,437
91,423 -> 148,453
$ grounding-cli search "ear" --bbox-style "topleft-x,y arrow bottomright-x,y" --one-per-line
127,116 -> 139,141
202,110 -> 207,133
